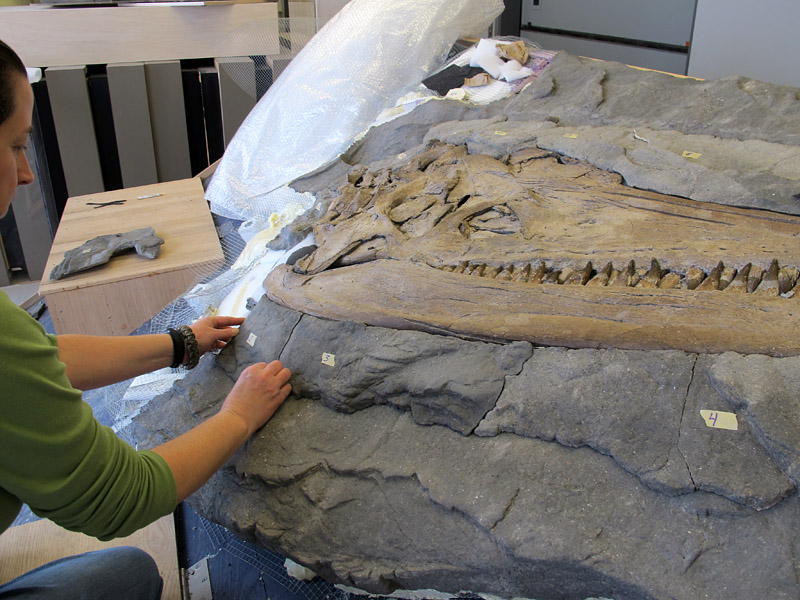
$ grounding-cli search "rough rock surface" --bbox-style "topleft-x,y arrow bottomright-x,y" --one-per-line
708,353 -> 800,488
290,52 -> 800,220
130,298 -> 800,600
131,51 -> 800,600
49,226 -> 164,280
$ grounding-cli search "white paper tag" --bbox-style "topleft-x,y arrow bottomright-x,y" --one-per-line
246,332 -> 257,347
321,353 -> 335,367
700,409 -> 738,431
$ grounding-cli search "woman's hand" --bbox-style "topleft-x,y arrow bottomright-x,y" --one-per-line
220,361 -> 292,436
189,316 -> 245,356
153,360 -> 292,501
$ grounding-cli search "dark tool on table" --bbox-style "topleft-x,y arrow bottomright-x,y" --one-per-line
87,199 -> 127,209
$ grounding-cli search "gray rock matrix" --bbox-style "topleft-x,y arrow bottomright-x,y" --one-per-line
130,298 -> 800,600
130,51 -> 800,600
49,226 -> 164,280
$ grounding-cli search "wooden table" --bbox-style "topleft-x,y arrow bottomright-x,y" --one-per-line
39,178 -> 223,336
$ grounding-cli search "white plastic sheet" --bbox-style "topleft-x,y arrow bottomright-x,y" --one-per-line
206,0 -> 504,220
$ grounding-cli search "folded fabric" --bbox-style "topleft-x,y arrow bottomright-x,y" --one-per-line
422,64 -> 487,95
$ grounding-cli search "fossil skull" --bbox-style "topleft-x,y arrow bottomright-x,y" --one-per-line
266,143 -> 800,356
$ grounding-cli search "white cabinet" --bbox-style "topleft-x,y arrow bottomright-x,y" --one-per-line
521,0 -> 697,74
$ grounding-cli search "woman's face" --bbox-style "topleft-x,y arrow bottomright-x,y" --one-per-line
0,72 -> 34,219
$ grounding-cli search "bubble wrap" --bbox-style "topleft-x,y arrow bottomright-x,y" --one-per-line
206,0 -> 504,220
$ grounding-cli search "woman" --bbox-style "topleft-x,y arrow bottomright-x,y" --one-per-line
0,39 -> 291,599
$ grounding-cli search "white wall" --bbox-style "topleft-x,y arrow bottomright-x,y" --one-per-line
688,0 -> 800,86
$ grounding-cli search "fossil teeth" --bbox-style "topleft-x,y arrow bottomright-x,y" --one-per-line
530,262 -> 548,284
658,272 -> 683,289
586,262 -> 613,287
464,262 -> 479,275
496,266 -> 515,281
559,267 -> 576,284
576,261 -> 594,285
563,263 -> 595,286
726,263 -> 751,293
684,267 -> 706,290
453,261 -> 469,274
610,260 -> 637,287
636,258 -> 662,288
753,260 -> 780,295
779,266 -> 799,295
719,266 -> 737,290
472,263 -> 488,277
512,263 -> 531,283
747,264 -> 764,293
441,258 -> 797,298
543,269 -> 562,284
484,265 -> 502,279
696,261 -> 723,291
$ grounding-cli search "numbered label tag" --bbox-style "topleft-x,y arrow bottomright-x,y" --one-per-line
563,133 -> 579,139
682,150 -> 702,159
246,333 -> 257,347
446,88 -> 466,101
494,130 -> 508,136
321,353 -> 336,367
700,410 -> 738,431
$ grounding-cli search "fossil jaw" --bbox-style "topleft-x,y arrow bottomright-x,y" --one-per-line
266,144 -> 800,356
265,258 -> 800,356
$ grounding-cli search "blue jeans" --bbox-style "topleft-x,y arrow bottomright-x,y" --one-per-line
0,546 -> 163,600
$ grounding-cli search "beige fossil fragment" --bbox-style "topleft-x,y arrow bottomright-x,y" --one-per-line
497,40 -> 529,65
267,143 -> 800,356
464,73 -> 491,87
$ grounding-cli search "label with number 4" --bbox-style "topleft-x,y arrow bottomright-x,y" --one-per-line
700,409 -> 738,431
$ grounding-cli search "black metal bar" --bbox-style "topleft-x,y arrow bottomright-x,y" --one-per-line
521,24 -> 689,54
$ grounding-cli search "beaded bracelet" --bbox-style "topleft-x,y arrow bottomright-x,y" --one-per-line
177,325 -> 200,369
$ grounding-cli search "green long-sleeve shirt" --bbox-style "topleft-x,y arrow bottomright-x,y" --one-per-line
0,292 -> 176,540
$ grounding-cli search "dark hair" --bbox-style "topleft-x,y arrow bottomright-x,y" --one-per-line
0,39 -> 27,126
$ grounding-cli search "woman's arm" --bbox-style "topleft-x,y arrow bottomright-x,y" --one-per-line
56,316 -> 244,390
152,360 -> 292,502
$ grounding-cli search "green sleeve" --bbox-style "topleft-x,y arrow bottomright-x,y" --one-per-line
0,293 -> 177,540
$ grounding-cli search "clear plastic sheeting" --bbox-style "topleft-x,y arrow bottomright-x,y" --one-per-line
206,0 -> 504,221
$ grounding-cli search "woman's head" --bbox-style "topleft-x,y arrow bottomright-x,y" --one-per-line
0,39 -> 27,127
0,39 -> 34,218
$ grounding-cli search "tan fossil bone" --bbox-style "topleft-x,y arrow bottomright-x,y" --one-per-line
266,144 -> 800,356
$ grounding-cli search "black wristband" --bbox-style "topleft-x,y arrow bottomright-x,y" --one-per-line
167,328 -> 185,368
